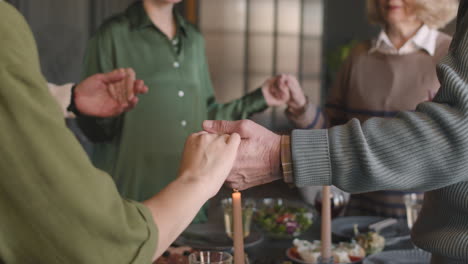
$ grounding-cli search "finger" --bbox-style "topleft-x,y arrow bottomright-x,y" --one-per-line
194,131 -> 209,136
101,68 -> 126,84
108,83 -> 118,101
226,133 -> 241,147
125,68 -> 136,100
203,120 -> 243,135
134,80 -> 147,95
115,69 -> 127,104
129,96 -> 139,106
142,84 -> 149,94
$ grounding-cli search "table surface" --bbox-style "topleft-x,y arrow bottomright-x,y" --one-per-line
178,184 -> 415,264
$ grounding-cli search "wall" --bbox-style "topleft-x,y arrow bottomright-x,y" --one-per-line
6,0 -> 137,83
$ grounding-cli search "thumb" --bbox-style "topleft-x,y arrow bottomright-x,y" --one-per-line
101,69 -> 126,84
203,120 -> 243,135
227,132 -> 241,149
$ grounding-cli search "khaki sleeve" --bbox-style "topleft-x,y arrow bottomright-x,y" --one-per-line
0,3 -> 158,263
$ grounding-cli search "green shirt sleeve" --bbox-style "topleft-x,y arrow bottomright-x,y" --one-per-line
199,38 -> 268,121
0,3 -> 157,263
76,30 -> 123,142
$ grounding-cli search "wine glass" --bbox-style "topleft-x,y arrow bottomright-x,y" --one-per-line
189,251 -> 233,264
221,198 -> 255,239
314,188 -> 347,218
404,193 -> 423,229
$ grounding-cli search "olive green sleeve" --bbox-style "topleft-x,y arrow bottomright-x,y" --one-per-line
76,30 -> 123,142
199,39 -> 268,121
0,3 -> 157,263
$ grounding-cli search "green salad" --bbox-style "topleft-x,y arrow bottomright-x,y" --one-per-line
255,204 -> 313,238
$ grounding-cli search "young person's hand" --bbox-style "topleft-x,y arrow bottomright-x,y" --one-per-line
74,68 -> 148,117
178,132 -> 241,197
261,76 -> 291,106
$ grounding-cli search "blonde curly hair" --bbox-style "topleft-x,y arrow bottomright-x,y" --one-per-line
367,0 -> 459,29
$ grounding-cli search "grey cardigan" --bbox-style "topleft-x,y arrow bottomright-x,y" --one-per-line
291,2 -> 468,263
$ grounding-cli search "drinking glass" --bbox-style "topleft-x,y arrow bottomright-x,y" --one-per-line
221,198 -> 255,239
189,251 -> 233,264
404,193 -> 423,229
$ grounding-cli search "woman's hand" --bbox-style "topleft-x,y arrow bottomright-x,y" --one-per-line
178,132 -> 241,198
261,76 -> 291,106
74,68 -> 148,117
279,74 -> 307,111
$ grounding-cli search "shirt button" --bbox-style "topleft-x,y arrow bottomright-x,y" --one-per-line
172,39 -> 178,45
181,120 -> 187,127
178,90 -> 185,97
173,61 -> 180,68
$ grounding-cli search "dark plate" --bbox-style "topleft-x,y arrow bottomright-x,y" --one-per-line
363,249 -> 430,264
332,216 -> 410,245
174,223 -> 263,250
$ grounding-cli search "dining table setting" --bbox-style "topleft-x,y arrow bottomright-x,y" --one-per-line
155,186 -> 426,264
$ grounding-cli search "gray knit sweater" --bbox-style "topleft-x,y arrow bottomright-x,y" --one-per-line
291,3 -> 468,263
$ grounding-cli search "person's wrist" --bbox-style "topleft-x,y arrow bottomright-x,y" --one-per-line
67,84 -> 83,116
287,96 -> 308,116
280,135 -> 294,184
270,135 -> 282,178
177,173 -> 217,199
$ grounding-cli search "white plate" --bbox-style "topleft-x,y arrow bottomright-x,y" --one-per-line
286,248 -> 364,264
332,216 -> 410,245
363,249 -> 430,264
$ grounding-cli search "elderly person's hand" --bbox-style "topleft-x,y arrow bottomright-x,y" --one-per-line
74,68 -> 148,117
203,119 -> 282,190
261,76 -> 290,106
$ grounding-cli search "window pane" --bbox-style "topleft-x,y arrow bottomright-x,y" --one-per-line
204,33 -> 245,74
200,0 -> 246,31
248,35 -> 274,75
276,36 -> 300,75
249,0 -> 274,33
301,78 -> 321,105
303,0 -> 323,36
277,0 -> 300,34
211,73 -> 244,102
302,38 -> 322,77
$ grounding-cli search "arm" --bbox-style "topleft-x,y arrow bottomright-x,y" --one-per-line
76,33 -> 123,142
143,132 -> 240,258
0,4 -> 239,262
202,9 -> 468,192
0,4 -> 156,262
292,17 -> 468,193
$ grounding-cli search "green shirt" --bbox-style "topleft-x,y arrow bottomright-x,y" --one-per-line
0,2 -> 157,263
78,1 -> 267,210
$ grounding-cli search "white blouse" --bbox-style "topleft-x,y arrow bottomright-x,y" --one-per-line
369,24 -> 439,56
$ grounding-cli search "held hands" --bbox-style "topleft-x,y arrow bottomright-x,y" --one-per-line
261,74 -> 308,111
74,68 -> 149,117
261,76 -> 290,106
178,132 -> 241,198
203,120 -> 282,190
279,74 -> 307,111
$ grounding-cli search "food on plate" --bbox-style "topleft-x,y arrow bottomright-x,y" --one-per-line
291,239 -> 365,264
255,202 -> 313,238
354,231 -> 385,255
154,246 -> 194,264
